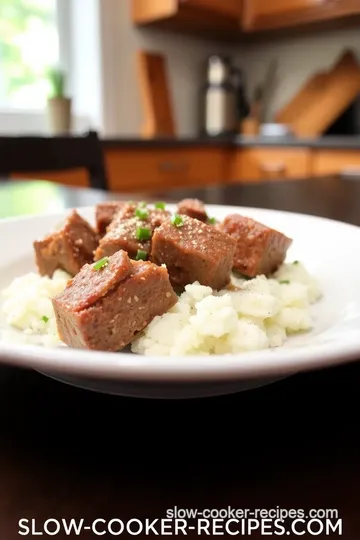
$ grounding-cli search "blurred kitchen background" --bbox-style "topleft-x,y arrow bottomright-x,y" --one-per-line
1,0 -> 360,191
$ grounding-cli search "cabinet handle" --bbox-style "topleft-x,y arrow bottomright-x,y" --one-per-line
259,162 -> 286,176
340,168 -> 360,179
158,161 -> 189,173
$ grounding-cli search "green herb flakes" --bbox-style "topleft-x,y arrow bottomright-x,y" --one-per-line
171,214 -> 184,227
136,227 -> 151,241
93,256 -> 109,270
154,202 -> 166,210
135,207 -> 149,220
136,249 -> 148,261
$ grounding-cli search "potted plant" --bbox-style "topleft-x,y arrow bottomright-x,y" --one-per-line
46,67 -> 72,134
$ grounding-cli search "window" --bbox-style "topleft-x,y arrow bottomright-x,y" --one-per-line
0,0 -> 99,135
0,0 -> 60,110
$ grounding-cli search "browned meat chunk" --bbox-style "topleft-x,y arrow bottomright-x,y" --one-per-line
33,210 -> 99,277
94,203 -> 170,261
52,250 -> 177,351
150,215 -> 236,290
177,198 -> 208,222
95,201 -> 125,235
113,202 -> 137,221
219,214 -> 292,277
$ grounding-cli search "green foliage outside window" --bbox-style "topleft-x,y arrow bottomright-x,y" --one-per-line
0,0 -> 58,107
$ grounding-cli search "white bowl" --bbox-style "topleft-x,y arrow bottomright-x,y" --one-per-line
1,204 -> 360,398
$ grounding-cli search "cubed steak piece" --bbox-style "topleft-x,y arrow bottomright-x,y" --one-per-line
219,214 -> 292,277
94,203 -> 170,261
52,250 -> 177,351
95,201 -> 125,235
150,214 -> 236,290
34,210 -> 99,278
176,198 -> 208,222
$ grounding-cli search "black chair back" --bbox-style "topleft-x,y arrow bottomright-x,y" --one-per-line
0,131 -> 108,190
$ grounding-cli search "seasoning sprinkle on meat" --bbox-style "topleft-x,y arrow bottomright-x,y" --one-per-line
176,198 -> 208,222
94,203 -> 170,261
151,215 -> 236,290
52,250 -> 177,351
95,201 -> 126,236
218,214 -> 292,278
33,210 -> 99,278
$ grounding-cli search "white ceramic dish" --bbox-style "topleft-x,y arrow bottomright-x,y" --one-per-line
1,204 -> 360,399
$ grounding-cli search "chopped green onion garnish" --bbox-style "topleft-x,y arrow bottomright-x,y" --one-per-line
93,256 -> 109,270
171,214 -> 184,227
154,202 -> 166,210
280,280 -> 290,284
42,315 -> 49,323
138,201 -> 147,207
135,207 -> 149,220
293,260 -> 299,265
136,227 -> 151,241
136,249 -> 148,261
208,217 -> 216,224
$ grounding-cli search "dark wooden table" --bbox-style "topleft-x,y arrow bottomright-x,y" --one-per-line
1,178 -> 360,539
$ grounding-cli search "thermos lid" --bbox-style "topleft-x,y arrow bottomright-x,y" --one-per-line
208,54 -> 231,64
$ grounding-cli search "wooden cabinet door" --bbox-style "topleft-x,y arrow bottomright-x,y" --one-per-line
132,0 -> 360,32
105,147 -> 229,192
132,0 -> 177,24
132,0 -> 242,27
242,0 -> 359,31
181,0 -> 242,20
312,150 -> 360,177
230,148 -> 311,183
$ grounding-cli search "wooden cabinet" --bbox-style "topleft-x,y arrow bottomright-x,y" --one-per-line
181,0 -> 241,19
312,150 -> 360,177
132,0 -> 242,33
17,143 -> 360,191
105,145 -> 360,192
105,147 -> 230,192
132,0 -> 360,35
230,148 -> 312,182
242,0 -> 360,32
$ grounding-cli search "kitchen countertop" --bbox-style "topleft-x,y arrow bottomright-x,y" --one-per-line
237,135 -> 360,149
102,134 -> 360,149
102,135 -> 235,148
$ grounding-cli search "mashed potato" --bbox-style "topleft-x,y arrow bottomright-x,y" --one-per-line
1,261 -> 322,354
1,269 -> 71,347
131,261 -> 322,356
